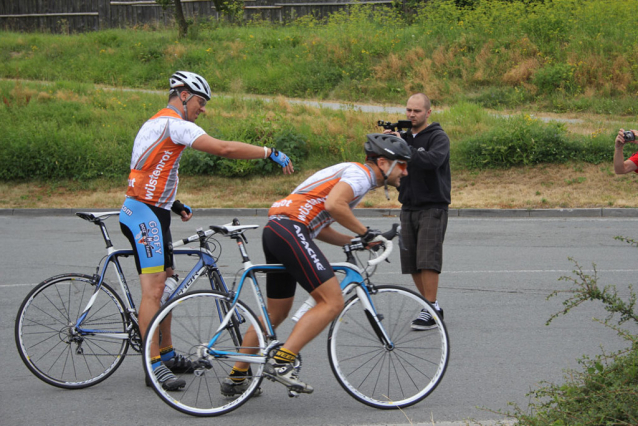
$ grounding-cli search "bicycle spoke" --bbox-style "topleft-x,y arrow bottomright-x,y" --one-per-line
143,291 -> 266,417
328,286 -> 449,409
15,275 -> 129,388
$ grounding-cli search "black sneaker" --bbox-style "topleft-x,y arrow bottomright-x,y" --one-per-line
411,307 -> 444,331
264,359 -> 313,394
220,377 -> 263,397
146,364 -> 186,391
164,354 -> 194,374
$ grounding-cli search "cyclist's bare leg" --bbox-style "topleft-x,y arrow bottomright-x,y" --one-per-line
156,267 -> 176,349
284,277 -> 343,354
233,297 -> 293,370
139,270 -> 168,358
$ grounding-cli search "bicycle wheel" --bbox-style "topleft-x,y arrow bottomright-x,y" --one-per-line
15,273 -> 129,389
328,285 -> 449,409
143,290 -> 266,417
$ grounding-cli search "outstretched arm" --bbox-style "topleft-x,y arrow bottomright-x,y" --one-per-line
191,135 -> 294,174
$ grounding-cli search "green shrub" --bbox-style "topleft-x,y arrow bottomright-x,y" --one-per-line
456,113 -> 618,169
504,256 -> 638,425
533,63 -> 578,95
457,115 -> 573,168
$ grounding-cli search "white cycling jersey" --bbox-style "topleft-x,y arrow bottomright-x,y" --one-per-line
268,162 -> 377,238
126,106 -> 206,209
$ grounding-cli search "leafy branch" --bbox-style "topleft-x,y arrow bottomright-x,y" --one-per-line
547,257 -> 638,329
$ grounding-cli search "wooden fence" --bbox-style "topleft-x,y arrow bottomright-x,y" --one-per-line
0,0 -> 394,33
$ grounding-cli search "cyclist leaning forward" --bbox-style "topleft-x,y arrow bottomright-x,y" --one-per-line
119,71 -> 294,391
221,133 -> 412,396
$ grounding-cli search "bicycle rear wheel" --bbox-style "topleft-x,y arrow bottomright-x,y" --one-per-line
143,290 -> 266,417
328,285 -> 449,409
14,273 -> 129,389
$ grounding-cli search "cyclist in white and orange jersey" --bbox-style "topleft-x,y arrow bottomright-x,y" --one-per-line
119,71 -> 294,391
221,134 -> 411,396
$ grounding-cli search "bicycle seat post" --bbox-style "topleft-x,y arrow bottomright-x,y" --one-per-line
232,233 -> 252,268
95,220 -> 116,254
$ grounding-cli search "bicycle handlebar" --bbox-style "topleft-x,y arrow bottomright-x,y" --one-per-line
368,236 -> 393,266
172,222 -> 259,248
344,223 -> 400,267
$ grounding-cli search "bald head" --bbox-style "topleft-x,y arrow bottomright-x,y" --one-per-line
408,93 -> 431,111
406,93 -> 432,133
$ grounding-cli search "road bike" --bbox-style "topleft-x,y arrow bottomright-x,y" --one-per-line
143,221 -> 450,416
14,211 -> 247,389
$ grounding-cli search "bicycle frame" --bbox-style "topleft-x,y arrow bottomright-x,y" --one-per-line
203,234 -> 395,362
73,212 -> 235,345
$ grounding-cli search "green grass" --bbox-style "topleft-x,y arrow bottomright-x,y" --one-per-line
1,0 -> 637,114
2,80 -> 635,181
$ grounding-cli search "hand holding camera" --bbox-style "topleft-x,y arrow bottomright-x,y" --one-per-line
616,129 -> 636,149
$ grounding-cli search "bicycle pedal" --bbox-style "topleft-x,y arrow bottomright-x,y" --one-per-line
193,358 -> 212,370
289,384 -> 313,394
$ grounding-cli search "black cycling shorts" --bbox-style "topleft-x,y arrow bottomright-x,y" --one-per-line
262,218 -> 335,299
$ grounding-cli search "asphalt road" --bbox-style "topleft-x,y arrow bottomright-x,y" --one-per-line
2,212 -> 637,425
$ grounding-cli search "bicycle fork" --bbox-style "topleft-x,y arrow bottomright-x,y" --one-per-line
356,286 -> 395,350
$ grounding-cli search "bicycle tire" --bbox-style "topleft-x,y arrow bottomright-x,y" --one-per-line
15,273 -> 130,389
143,290 -> 266,417
327,285 -> 450,409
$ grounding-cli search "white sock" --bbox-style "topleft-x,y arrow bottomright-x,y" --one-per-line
432,300 -> 441,311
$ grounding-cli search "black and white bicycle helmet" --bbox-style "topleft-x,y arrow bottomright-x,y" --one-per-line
364,133 -> 412,162
169,71 -> 212,101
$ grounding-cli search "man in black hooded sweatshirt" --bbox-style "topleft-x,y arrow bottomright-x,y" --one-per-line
385,93 -> 451,330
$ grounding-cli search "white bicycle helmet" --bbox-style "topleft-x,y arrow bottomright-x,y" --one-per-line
169,71 -> 212,101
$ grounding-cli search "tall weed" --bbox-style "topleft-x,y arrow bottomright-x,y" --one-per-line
503,257 -> 638,425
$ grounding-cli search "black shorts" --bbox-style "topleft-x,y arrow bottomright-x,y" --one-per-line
262,218 -> 335,299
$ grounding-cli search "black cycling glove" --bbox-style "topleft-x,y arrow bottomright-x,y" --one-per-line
359,227 -> 382,244
171,200 -> 192,216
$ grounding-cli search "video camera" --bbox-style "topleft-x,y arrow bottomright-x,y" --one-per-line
377,120 -> 412,133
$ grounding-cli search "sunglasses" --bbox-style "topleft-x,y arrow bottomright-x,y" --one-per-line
194,95 -> 207,108
395,160 -> 408,171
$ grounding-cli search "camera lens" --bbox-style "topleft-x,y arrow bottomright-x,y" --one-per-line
624,130 -> 635,142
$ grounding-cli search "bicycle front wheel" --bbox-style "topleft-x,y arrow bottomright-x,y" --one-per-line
14,273 -> 129,389
328,285 -> 449,409
143,290 -> 266,417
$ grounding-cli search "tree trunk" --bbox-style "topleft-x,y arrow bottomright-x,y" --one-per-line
173,0 -> 188,38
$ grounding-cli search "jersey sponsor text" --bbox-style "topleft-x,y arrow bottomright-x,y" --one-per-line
294,224 -> 325,271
